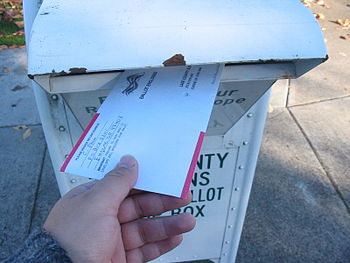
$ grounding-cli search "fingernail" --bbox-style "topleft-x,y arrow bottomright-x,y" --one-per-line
117,155 -> 137,169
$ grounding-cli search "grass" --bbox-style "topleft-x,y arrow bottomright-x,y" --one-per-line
0,34 -> 24,45
0,0 -> 25,47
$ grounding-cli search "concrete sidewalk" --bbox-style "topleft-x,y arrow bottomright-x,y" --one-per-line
1,1 -> 350,262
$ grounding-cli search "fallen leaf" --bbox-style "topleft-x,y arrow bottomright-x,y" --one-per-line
12,85 -> 28,91
315,0 -> 330,8
3,67 -> 10,72
22,128 -> 32,140
163,54 -> 186,66
340,35 -> 350,40
12,125 -> 28,131
10,31 -> 24,36
14,21 -> 24,28
0,45 -> 9,50
301,0 -> 311,8
337,19 -> 350,28
315,13 -> 325,20
18,45 -> 25,48
8,45 -> 17,49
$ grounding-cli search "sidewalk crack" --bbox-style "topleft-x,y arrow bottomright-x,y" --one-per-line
287,108 -> 350,213
289,94 -> 350,108
27,145 -> 47,235
0,123 -> 42,129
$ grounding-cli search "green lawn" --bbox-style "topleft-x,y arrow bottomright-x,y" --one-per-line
0,0 -> 25,47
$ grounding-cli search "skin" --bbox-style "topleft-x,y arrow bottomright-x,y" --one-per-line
44,155 -> 196,263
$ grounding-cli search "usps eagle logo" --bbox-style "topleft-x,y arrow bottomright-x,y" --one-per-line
122,72 -> 145,95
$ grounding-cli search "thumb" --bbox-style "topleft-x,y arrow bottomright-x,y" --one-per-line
90,155 -> 138,206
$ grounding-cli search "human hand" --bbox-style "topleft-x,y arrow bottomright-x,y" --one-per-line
44,155 -> 195,263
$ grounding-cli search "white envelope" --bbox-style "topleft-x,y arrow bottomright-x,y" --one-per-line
61,64 -> 223,198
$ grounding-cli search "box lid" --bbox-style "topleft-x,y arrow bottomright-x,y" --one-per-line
28,0 -> 327,74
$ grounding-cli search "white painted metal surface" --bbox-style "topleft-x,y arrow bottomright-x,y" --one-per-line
28,0 -> 327,81
34,77 -> 273,262
23,0 -> 327,262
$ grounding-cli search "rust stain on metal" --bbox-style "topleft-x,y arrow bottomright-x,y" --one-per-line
163,54 -> 186,66
279,74 -> 294,79
69,67 -> 87,74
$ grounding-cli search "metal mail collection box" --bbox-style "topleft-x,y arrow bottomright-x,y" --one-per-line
23,0 -> 327,262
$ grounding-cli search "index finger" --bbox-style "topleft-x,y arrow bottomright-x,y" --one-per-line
118,192 -> 192,223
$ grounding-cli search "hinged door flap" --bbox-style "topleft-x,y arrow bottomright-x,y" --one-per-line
28,0 -> 327,89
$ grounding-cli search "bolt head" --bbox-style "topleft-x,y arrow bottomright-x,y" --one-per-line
51,94 -> 58,100
58,126 -> 66,132
243,141 -> 249,145
247,113 -> 253,118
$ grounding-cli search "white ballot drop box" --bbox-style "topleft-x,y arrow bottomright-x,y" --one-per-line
23,0 -> 327,262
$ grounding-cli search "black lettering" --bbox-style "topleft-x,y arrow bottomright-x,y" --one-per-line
217,90 -> 228,97
206,188 -> 215,201
192,189 -> 205,203
98,96 -> 107,104
199,172 -> 210,186
228,90 -> 239,96
223,99 -> 234,106
192,173 -> 198,187
205,153 -> 215,169
85,106 -> 97,113
192,171 -> 210,187
184,206 -> 194,214
196,155 -> 203,170
171,208 -> 181,215
195,205 -> 205,217
214,99 -> 223,105
198,189 -> 205,202
217,152 -> 229,168
236,98 -> 246,104
217,187 -> 224,200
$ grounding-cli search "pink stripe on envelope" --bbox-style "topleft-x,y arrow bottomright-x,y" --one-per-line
181,131 -> 206,199
60,113 -> 100,172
